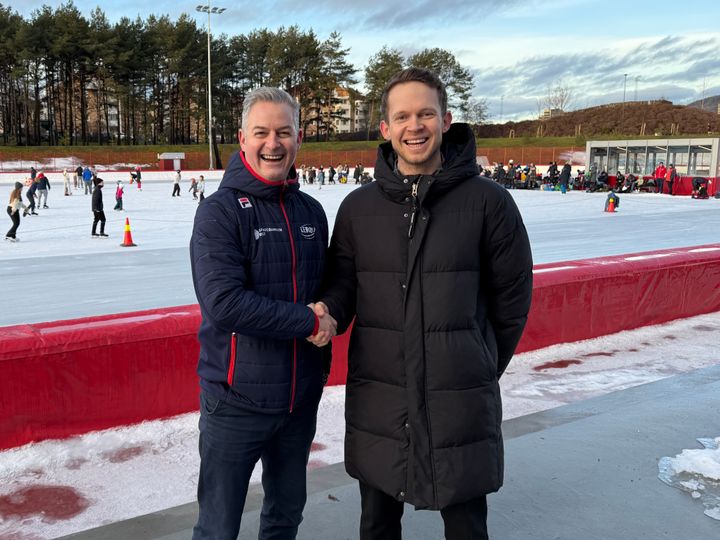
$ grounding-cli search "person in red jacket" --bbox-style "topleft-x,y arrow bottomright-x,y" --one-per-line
654,162 -> 667,194
665,164 -> 677,195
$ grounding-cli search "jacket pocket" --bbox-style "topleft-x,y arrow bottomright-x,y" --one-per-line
474,329 -> 497,381
200,392 -> 223,415
227,332 -> 237,386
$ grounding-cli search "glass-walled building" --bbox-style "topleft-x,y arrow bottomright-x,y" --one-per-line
585,138 -> 720,177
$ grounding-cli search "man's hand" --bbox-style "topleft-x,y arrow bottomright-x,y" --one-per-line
307,302 -> 336,347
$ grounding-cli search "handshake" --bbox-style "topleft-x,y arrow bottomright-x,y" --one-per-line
307,302 -> 336,347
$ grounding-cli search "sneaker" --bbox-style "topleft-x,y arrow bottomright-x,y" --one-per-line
99,233 -> 109,237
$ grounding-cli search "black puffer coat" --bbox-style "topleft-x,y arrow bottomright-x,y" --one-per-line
321,123 -> 533,510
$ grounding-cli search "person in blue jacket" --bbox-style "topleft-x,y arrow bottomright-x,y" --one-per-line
82,166 -> 93,195
189,86 -> 337,540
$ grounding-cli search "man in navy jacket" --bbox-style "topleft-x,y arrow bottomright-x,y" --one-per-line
190,87 -> 336,540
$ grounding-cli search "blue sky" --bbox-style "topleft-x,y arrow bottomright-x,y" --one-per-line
12,0 -> 720,120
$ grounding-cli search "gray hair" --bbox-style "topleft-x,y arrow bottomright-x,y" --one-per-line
241,87 -> 299,132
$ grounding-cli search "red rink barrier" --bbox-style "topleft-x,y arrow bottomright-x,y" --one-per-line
608,175 -> 718,196
519,244 -> 720,353
1,244 -> 719,450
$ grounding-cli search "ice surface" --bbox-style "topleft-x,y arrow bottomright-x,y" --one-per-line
1,174 -> 718,326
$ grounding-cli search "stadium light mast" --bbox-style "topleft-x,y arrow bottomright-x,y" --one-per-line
621,73 -> 628,134
196,2 -> 226,170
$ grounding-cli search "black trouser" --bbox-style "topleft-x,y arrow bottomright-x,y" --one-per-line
359,482 -> 488,540
26,194 -> 35,213
656,178 -> 664,193
6,207 -> 20,238
172,184 -> 181,196
199,191 -> 205,201
92,211 -> 106,234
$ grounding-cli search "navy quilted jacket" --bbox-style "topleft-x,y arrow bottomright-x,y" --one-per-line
190,151 -> 329,413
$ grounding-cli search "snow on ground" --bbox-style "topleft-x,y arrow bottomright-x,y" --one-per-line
1,311 -> 719,539
659,436 -> 720,521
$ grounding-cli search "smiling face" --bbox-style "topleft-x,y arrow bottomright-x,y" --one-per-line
380,81 -> 452,176
239,101 -> 302,182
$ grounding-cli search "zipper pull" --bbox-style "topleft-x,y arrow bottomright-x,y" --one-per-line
408,179 -> 420,239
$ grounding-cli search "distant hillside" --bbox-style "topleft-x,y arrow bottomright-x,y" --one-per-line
688,94 -> 720,114
477,100 -> 720,139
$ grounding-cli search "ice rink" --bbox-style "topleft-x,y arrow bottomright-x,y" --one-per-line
1,173 -> 719,326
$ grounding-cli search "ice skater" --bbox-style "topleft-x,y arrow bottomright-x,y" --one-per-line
23,178 -> 38,216
198,175 -> 205,201
91,177 -> 108,237
74,165 -> 83,189
189,177 -> 198,199
172,170 -> 181,197
36,172 -> 50,208
114,180 -> 124,211
63,169 -> 72,196
83,166 -> 93,194
6,182 -> 27,242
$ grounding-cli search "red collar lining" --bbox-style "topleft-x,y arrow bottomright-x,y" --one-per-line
239,151 -> 298,186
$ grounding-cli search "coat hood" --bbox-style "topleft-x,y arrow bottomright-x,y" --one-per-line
374,123 -> 479,203
218,150 -> 299,199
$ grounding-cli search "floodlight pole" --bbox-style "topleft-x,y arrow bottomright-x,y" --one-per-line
196,2 -> 225,170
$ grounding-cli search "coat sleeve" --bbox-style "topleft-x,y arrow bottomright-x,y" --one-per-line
482,189 -> 533,377
190,197 -> 317,339
319,197 -> 357,333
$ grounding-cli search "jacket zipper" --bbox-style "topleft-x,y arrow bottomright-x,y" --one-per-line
227,332 -> 237,385
279,183 -> 299,412
408,179 -> 419,238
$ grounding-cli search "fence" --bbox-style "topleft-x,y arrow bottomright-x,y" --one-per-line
0,146 -> 587,173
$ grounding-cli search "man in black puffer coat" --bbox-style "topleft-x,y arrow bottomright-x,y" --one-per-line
190,87 -> 336,540
314,68 -> 533,539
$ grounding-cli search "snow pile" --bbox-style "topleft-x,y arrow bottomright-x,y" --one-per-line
658,437 -> 720,520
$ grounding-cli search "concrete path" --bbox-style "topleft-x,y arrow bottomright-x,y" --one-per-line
60,365 -> 720,539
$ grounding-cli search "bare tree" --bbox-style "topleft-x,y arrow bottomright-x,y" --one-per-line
463,97 -> 488,129
541,82 -> 573,112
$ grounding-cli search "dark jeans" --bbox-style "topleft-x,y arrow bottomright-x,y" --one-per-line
172,184 -> 181,196
359,483 -> 488,540
6,206 -> 19,238
114,198 -> 123,210
667,180 -> 674,195
656,178 -> 664,193
92,211 -> 106,234
192,391 -> 319,540
25,194 -> 35,213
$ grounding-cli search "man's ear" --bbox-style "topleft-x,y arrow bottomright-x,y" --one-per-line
238,129 -> 245,150
442,111 -> 452,133
380,120 -> 390,140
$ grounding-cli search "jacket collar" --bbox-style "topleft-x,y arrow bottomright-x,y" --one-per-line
374,123 -> 479,204
218,151 -> 299,199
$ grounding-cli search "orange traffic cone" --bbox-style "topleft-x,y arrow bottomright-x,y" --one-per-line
120,217 -> 137,247
605,196 -> 616,213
